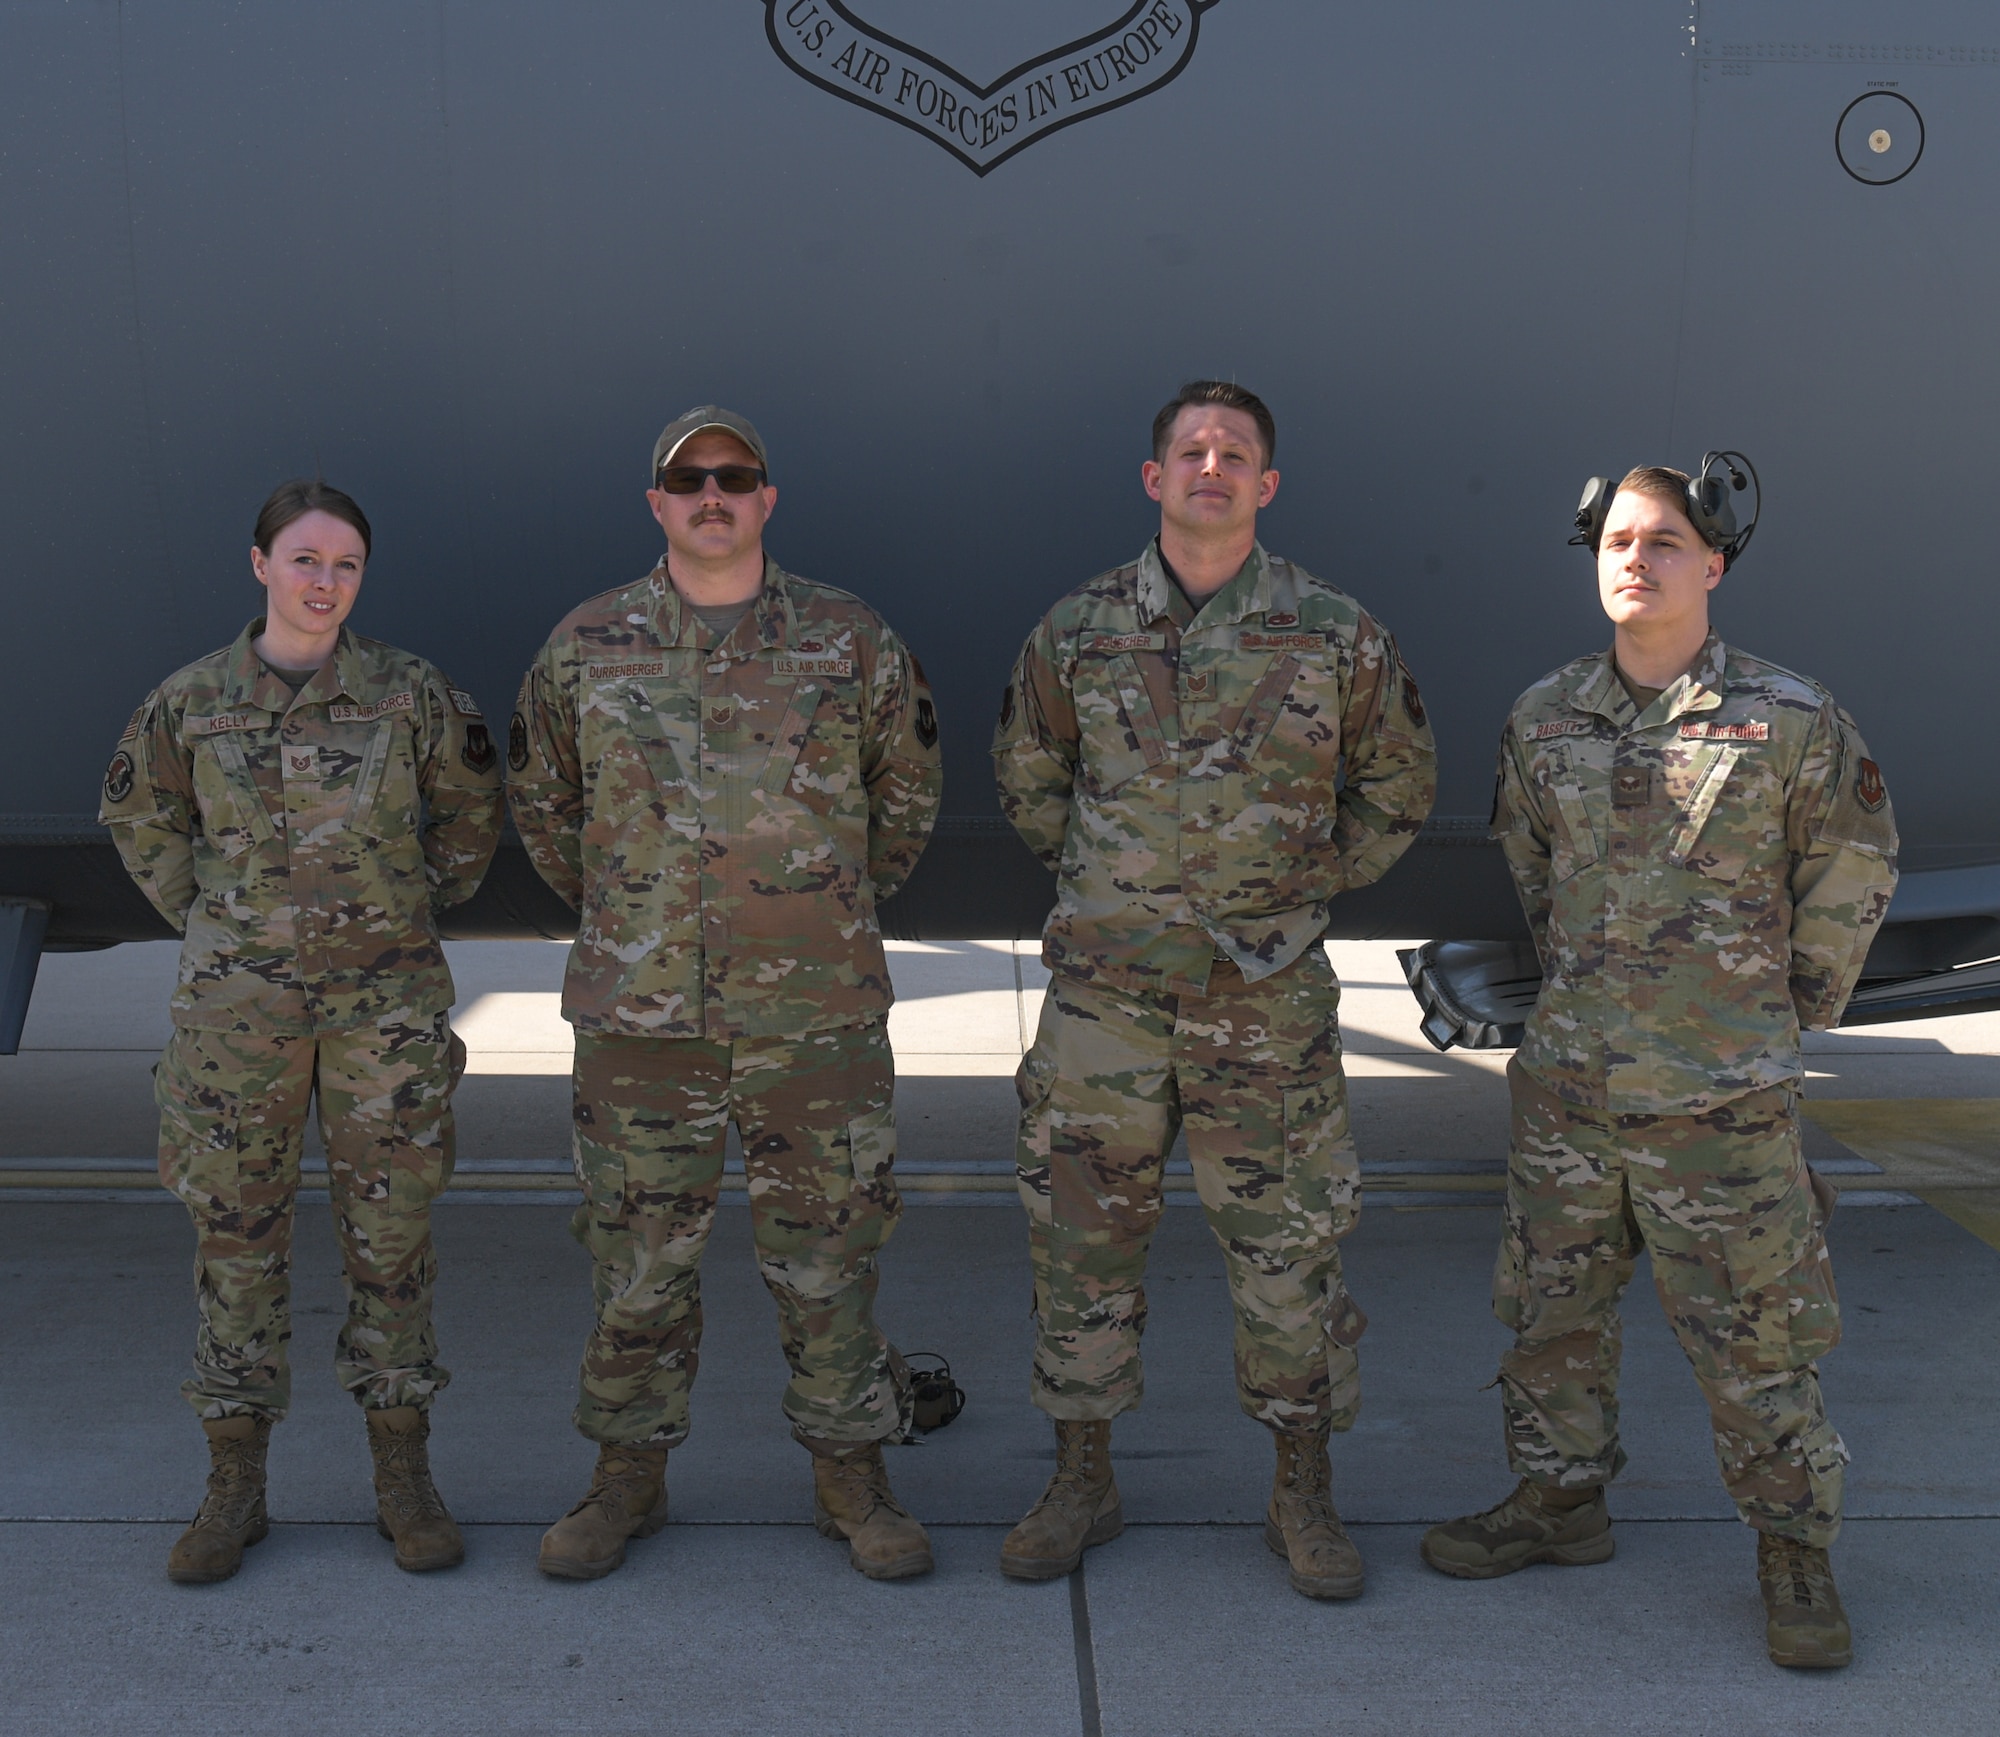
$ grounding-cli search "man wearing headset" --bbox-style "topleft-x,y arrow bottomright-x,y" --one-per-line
509,406 -> 943,1583
1422,465 -> 1897,1671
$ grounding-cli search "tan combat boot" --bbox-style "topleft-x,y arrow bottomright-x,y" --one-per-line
804,1437 -> 935,1581
365,1406 -> 465,1573
1265,1427 -> 1364,1599
1420,1478 -> 1614,1579
1000,1418 -> 1123,1581
1757,1534 -> 1852,1669
537,1444 -> 669,1580
166,1414 -> 273,1584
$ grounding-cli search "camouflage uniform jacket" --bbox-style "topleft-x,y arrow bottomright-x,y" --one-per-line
99,621 -> 503,1035
508,557 -> 942,1041
993,540 -> 1436,995
1495,631 -> 1898,1115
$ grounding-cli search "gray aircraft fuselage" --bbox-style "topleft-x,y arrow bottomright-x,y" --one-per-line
3,1 -> 1995,987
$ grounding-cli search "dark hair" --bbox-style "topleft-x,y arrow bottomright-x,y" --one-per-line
1150,380 -> 1277,467
1613,466 -> 1715,548
252,478 -> 372,559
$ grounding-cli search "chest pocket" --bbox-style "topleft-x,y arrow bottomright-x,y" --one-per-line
583,681 -> 689,830
192,733 -> 276,859
1541,751 -> 1601,885
1232,654 -> 1305,766
1076,651 -> 1169,796
348,718 -> 420,839
760,681 -> 825,795
1666,743 -> 1750,880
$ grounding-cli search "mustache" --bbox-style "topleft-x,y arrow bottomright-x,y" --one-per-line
692,505 -> 735,524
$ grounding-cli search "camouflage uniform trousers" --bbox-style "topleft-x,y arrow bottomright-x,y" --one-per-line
568,1021 -> 912,1449
1015,949 -> 1367,1432
153,1012 -> 464,1421
1495,1058 -> 1847,1545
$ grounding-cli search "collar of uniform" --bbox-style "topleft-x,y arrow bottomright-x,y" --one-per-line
1671,631 -> 1728,720
645,555 -> 791,653
1136,540 -> 1275,627
1572,649 -> 1630,724
749,557 -> 794,650
224,618 -> 337,714
1135,540 -> 1177,623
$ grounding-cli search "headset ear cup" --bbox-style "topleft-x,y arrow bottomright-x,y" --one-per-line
1573,476 -> 1614,551
1688,474 -> 1737,547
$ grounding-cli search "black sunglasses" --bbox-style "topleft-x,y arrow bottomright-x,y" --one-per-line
654,463 -> 768,495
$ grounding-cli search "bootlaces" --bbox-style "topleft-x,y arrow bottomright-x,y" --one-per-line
1280,1441 -> 1338,1530
375,1437 -> 448,1521
193,1436 -> 264,1524
570,1456 -> 655,1520
828,1452 -> 910,1521
1037,1434 -> 1107,1511
1764,1539 -> 1834,1609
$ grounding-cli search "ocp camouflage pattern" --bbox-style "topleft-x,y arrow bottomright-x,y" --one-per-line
993,540 -> 1436,994
568,1020 -> 911,1448
1015,952 -> 1369,1433
99,622 -> 503,1034
1493,632 -> 1898,1115
156,1012 -> 464,1419
1494,1058 -> 1847,1545
508,559 -> 942,1040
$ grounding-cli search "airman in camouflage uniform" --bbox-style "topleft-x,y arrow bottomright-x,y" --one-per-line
511,406 -> 942,1582
993,382 -> 1436,1597
100,480 -> 502,1584
1422,468 -> 1897,1673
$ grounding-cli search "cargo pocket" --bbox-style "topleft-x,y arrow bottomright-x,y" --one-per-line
844,1102 -> 902,1256
1326,1280 -> 1369,1349
1721,1171 -> 1842,1374
1281,1077 -> 1361,1255
155,1044 -> 245,1215
1013,1047 -> 1060,1229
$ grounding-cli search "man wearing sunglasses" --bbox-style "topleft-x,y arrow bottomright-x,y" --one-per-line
509,406 -> 943,1582
992,380 -> 1437,1599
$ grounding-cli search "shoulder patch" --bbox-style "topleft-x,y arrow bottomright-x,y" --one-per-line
508,712 -> 530,772
1680,718 -> 1770,741
104,751 -> 135,804
448,687 -> 483,718
1527,718 -> 1594,741
1856,757 -> 1887,812
915,696 -> 939,749
1400,662 -> 1426,727
463,722 -> 496,773
998,684 -> 1016,731
329,692 -> 415,724
118,704 -> 147,744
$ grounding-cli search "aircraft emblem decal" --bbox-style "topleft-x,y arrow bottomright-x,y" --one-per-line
765,1 -> 1223,176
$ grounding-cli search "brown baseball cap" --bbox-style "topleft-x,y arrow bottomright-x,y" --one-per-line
651,405 -> 769,480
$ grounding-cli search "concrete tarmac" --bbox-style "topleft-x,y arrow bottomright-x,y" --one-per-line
1,939 -> 1996,1734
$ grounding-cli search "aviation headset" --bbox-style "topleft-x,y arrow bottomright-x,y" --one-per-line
1569,450 -> 1761,570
